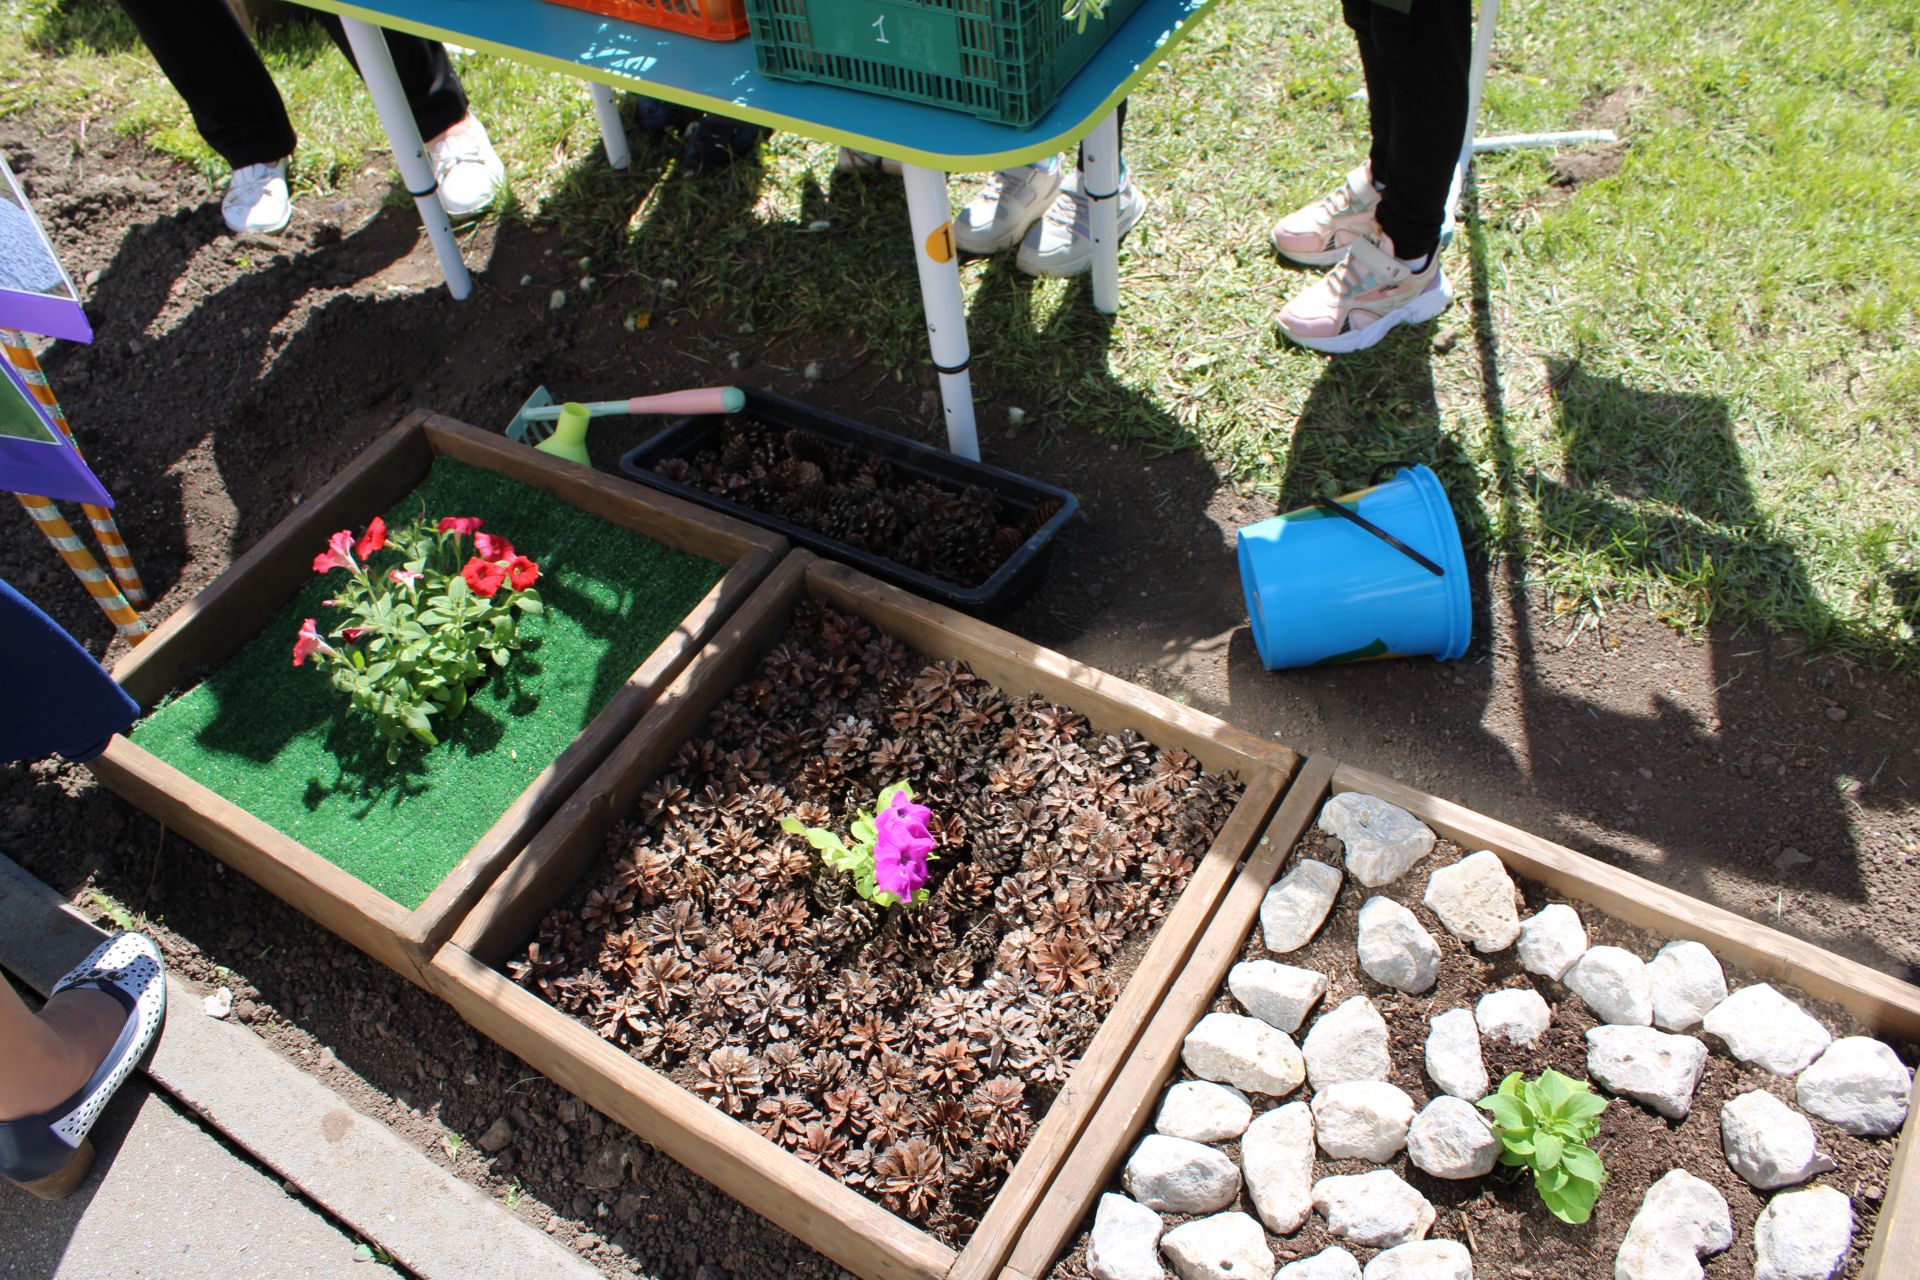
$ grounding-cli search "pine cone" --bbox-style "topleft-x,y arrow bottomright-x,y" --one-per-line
809,863 -> 850,911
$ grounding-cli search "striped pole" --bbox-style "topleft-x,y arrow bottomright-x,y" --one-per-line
1,329 -> 148,604
12,493 -> 148,642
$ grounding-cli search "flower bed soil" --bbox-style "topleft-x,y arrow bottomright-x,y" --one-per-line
508,599 -> 1243,1245
651,416 -> 1061,590
1043,827 -> 1909,1280
129,455 -> 727,908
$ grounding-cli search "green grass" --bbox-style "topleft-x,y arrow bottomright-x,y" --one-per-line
5,0 -> 1916,662
128,458 -> 724,908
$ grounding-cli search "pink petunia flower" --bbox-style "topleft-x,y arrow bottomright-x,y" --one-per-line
437,515 -> 484,536
388,568 -> 422,586
872,790 -> 934,901
292,618 -> 336,667
355,516 -> 387,560
474,531 -> 515,563
312,530 -> 357,575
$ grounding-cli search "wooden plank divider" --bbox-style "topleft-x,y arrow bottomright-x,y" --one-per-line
431,550 -> 1299,1280
88,411 -> 784,987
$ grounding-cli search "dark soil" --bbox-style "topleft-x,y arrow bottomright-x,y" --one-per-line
512,601 -> 1242,1244
1043,830 -> 1911,1280
653,416 -> 1060,589
1,98 -> 1916,1280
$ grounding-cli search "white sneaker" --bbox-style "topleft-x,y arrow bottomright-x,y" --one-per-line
835,147 -> 902,176
425,115 -> 505,218
1014,165 -> 1146,279
953,160 -> 1063,255
222,160 -> 291,235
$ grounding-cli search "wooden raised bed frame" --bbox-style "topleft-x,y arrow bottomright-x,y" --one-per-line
427,550 -> 1301,1280
89,410 -> 785,988
1004,758 -> 1920,1280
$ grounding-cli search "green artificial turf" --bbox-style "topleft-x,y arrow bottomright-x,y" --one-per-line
130,457 -> 726,909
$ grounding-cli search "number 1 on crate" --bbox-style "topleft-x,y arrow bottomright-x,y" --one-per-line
872,15 -> 889,43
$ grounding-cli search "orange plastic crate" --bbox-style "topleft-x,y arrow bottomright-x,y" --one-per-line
545,0 -> 749,41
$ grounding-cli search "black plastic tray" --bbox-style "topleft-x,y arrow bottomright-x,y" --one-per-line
618,389 -> 1079,613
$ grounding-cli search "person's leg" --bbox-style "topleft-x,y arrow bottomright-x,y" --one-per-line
1344,0 -> 1393,189
1365,0 -> 1472,264
1269,2 -> 1388,266
116,0 -> 295,169
0,976 -> 124,1121
318,17 -> 470,141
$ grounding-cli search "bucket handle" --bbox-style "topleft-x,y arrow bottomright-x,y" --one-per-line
1311,494 -> 1446,577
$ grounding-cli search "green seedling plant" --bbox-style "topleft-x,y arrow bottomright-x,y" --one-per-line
296,513 -> 543,761
1478,1068 -> 1608,1224
780,781 -> 936,908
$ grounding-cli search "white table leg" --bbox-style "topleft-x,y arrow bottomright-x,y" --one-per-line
340,17 -> 473,300
1084,107 -> 1122,315
900,164 -> 979,461
589,82 -> 631,171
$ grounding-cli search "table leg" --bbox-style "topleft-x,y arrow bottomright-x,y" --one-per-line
589,82 -> 632,171
1084,107 -> 1122,316
339,18 -> 473,301
900,165 -> 980,461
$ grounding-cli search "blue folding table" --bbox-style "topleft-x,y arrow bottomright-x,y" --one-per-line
293,0 -> 1219,457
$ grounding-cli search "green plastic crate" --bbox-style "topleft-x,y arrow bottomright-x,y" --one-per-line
745,0 -> 1147,127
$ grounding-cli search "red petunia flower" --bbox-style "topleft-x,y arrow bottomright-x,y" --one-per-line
438,516 -> 484,536
355,516 -> 387,560
341,627 -> 369,643
506,555 -> 540,591
474,531 -> 515,563
292,618 -> 335,667
312,530 -> 357,575
461,556 -> 506,598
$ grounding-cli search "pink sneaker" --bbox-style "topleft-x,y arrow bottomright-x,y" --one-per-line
1270,162 -> 1381,267
1276,228 -> 1453,354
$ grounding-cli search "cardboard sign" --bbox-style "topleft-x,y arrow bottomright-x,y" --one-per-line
0,152 -> 91,343
0,357 -> 111,506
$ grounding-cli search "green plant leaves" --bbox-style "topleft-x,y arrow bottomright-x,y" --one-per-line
1479,1069 -> 1609,1225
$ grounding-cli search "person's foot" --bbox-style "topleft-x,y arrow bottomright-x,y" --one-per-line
953,160 -> 1063,256
835,147 -> 902,176
1270,161 -> 1381,267
1013,164 -> 1146,279
425,114 -> 506,219
0,989 -> 124,1122
1275,226 -> 1452,354
682,117 -> 767,171
222,160 -> 291,235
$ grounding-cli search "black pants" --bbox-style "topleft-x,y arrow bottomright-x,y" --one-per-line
1342,0 -> 1471,261
117,0 -> 469,170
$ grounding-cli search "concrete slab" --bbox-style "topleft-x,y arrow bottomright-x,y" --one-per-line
0,1078 -> 366,1280
0,854 -> 599,1280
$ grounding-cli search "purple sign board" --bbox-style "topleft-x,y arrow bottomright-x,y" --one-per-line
0,152 -> 92,343
0,359 -> 112,506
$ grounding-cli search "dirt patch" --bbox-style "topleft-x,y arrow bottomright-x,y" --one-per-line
1042,830 -> 1910,1280
1548,145 -> 1627,189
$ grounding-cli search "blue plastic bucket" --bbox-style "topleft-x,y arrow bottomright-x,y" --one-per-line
1237,464 -> 1471,669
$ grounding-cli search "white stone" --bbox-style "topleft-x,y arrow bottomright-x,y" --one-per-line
1563,945 -> 1654,1026
1312,1169 -> 1435,1249
1242,1101 -> 1315,1236
1474,987 -> 1551,1047
1362,1240 -> 1474,1280
1702,984 -> 1832,1075
1087,1194 -> 1165,1280
1312,1081 -> 1416,1163
1425,1008 -> 1489,1100
1159,1212 -> 1273,1280
1587,1025 -> 1710,1120
1229,960 -> 1328,1034
1614,1169 -> 1733,1280
1356,897 -> 1441,994
1517,903 -> 1588,980
1795,1036 -> 1914,1136
1719,1090 -> 1831,1190
1318,793 -> 1435,886
1183,1012 -> 1306,1097
1123,1135 -> 1241,1214
1262,860 -> 1344,954
1303,996 -> 1392,1089
1406,1096 -> 1499,1179
1422,850 -> 1521,951
1276,1248 -> 1362,1280
1753,1186 -> 1854,1280
1155,1081 -> 1253,1143
1645,940 -> 1727,1032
